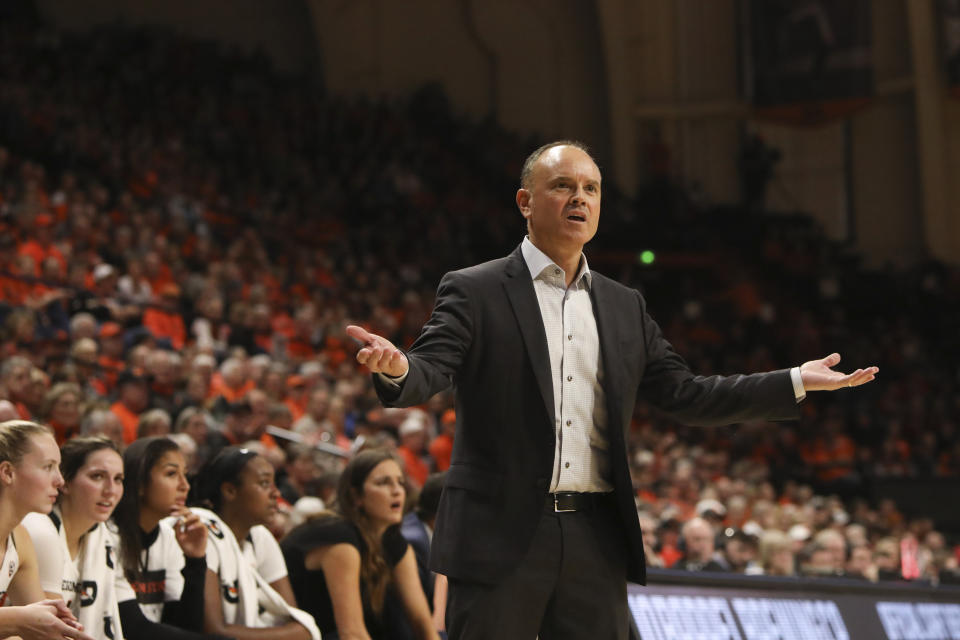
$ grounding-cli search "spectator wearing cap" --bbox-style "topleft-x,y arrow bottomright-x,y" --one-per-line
674,517 -> 727,572
428,408 -> 455,472
397,415 -> 430,488
142,283 -> 186,349
694,497 -> 727,526
110,368 -> 150,443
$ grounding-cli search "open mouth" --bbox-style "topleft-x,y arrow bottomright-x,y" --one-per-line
567,213 -> 587,222
96,501 -> 113,509
390,501 -> 403,510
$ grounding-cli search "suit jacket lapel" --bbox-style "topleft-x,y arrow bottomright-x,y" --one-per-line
589,275 -> 625,437
502,248 -> 555,427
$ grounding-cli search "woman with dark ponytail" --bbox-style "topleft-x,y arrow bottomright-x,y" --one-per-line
280,449 -> 438,640
111,436 -> 211,636
190,446 -> 319,640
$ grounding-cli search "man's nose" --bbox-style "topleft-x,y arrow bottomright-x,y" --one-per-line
570,185 -> 586,204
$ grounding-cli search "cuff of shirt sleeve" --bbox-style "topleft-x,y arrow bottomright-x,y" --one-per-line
377,370 -> 408,387
790,366 -> 806,403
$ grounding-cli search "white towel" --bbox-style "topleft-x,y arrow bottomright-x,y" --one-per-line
174,508 -> 320,640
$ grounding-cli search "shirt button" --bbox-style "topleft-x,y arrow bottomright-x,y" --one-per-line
567,375 -> 572,382
554,268 -> 561,275
564,462 -> 570,469
566,420 -> 572,426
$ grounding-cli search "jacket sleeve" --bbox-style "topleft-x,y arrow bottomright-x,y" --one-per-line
634,290 -> 799,425
373,270 -> 474,407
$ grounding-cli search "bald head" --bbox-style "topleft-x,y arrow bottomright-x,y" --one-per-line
520,140 -> 596,190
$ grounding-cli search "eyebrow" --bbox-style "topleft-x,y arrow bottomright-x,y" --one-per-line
551,175 -> 600,186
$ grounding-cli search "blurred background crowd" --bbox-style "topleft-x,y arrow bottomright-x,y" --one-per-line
1,3 -> 959,589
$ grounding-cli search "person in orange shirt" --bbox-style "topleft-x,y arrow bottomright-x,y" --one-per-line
97,322 -> 125,393
428,408 -> 455,472
109,369 -> 150,444
208,356 -> 254,406
17,213 -> 65,277
397,416 -> 430,489
142,283 -> 186,349
282,375 -> 309,422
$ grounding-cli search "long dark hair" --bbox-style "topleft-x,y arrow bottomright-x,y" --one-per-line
113,436 -> 182,582
335,449 -> 403,615
189,446 -> 259,513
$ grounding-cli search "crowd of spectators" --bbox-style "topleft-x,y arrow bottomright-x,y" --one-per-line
1,3 -> 958,589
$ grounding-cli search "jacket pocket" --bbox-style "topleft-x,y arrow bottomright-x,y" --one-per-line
444,464 -> 503,498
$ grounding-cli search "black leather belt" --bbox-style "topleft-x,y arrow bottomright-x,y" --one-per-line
545,492 -> 614,513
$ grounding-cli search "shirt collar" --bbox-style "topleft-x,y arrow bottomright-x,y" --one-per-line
520,236 -> 592,289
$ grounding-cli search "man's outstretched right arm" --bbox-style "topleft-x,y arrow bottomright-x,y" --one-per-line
348,271 -> 474,407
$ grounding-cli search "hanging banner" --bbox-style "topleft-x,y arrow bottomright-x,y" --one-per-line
746,0 -> 874,126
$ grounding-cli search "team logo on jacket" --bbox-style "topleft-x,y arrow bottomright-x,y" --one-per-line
223,579 -> 239,604
80,581 -> 98,607
206,520 -> 225,539
103,614 -> 115,640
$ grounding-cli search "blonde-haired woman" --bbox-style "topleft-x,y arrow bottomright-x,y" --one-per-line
0,419 -> 91,639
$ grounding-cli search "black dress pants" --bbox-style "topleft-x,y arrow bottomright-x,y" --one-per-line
446,499 -> 630,639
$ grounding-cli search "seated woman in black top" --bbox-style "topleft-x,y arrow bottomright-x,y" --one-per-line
281,449 -> 438,640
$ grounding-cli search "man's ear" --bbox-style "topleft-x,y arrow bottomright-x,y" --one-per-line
0,461 -> 15,487
516,188 -> 532,219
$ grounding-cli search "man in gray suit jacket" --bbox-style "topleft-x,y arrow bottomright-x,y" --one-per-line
347,141 -> 877,639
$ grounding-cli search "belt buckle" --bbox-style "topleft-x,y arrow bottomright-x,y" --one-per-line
553,494 -> 575,513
